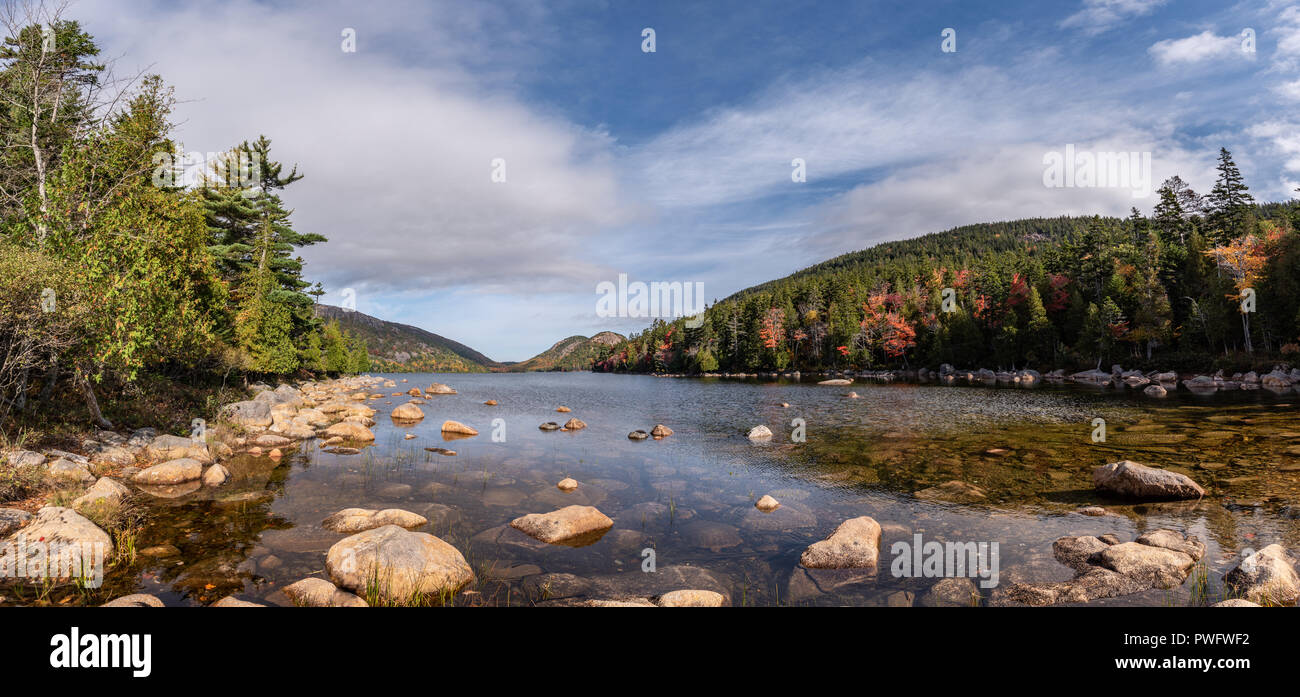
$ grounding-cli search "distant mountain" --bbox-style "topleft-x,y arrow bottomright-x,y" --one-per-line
502,332 -> 626,372
314,304 -> 495,373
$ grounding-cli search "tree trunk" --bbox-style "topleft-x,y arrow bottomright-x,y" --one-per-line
1241,313 -> 1253,354
13,366 -> 28,411
39,355 -> 59,405
75,365 -> 113,430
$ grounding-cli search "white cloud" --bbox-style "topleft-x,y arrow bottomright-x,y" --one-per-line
1275,78 -> 1300,100
1148,30 -> 1251,65
1271,6 -> 1300,71
625,61 -> 1125,212
78,0 -> 632,300
1246,121 -> 1300,177
806,140 -> 1212,260
1061,0 -> 1167,35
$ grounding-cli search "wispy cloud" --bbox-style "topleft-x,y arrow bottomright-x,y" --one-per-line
1060,0 -> 1167,35
1149,30 -> 1252,66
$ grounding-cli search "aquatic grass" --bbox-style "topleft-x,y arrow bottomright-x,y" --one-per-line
1186,561 -> 1211,606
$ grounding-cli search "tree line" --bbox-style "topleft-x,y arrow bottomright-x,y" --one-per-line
0,8 -> 366,429
597,148 -> 1300,376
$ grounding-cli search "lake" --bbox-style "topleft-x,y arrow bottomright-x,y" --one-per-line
77,372 -> 1300,606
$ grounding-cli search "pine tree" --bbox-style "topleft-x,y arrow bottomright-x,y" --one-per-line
1153,179 -> 1188,246
201,135 -> 326,338
1207,147 -> 1255,243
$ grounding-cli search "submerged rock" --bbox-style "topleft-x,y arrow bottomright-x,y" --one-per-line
679,520 -> 742,552
747,425 -> 773,440
651,424 -> 673,438
818,379 -> 852,385
562,418 -> 587,430
1093,460 -> 1204,500
920,577 -> 980,607
914,480 -> 987,503
509,505 -> 613,545
755,494 -> 780,512
427,383 -> 457,394
538,421 -> 561,431
628,430 -> 649,440
556,478 -> 578,492
555,406 -> 571,413
800,516 -> 881,569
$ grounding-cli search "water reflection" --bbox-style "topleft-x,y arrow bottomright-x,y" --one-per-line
76,374 -> 1300,606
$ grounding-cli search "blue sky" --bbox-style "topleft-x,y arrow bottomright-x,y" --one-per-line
79,0 -> 1300,360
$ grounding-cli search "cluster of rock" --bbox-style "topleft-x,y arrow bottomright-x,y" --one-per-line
656,363 -> 1300,398
993,533 -> 1300,607
628,424 -> 671,440
1179,367 -> 1300,395
992,529 -> 1208,606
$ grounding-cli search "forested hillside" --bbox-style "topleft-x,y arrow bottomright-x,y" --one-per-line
0,12 -> 367,430
598,150 -> 1300,375
316,304 -> 493,373
502,332 -> 624,372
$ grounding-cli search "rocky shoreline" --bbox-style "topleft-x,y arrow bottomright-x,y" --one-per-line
649,363 -> 1300,397
3,373 -> 1298,608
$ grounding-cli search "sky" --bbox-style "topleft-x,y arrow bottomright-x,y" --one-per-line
74,0 -> 1300,361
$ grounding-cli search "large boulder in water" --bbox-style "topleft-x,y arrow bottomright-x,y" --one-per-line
1224,544 -> 1300,605
1093,460 -> 1204,500
509,505 -> 613,545
325,525 -> 474,603
323,422 -> 375,442
131,458 -> 203,485
440,420 -> 477,436
800,516 -> 881,569
391,403 -> 425,421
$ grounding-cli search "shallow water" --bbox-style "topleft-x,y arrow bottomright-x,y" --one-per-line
44,373 -> 1300,606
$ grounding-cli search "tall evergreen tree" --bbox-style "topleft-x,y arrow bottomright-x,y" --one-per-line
1207,147 -> 1255,243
